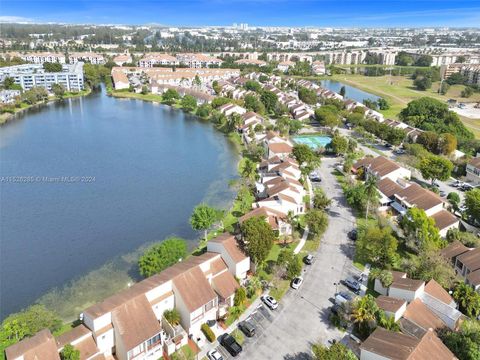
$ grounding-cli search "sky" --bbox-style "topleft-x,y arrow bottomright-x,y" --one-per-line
1,0 -> 479,27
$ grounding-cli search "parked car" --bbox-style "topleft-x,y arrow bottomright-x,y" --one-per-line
261,295 -> 279,310
330,304 -> 342,315
342,278 -> 361,293
451,180 -> 462,187
357,273 -> 368,283
304,254 -> 314,265
207,349 -> 224,360
394,149 -> 406,155
291,277 -> 304,290
220,334 -> 243,357
335,292 -> 353,305
461,183 -> 474,191
309,172 -> 321,182
439,191 -> 447,197
348,229 -> 357,241
238,320 -> 256,337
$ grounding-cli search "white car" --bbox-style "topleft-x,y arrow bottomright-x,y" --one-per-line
291,277 -> 303,289
207,349 -> 224,360
261,295 -> 279,310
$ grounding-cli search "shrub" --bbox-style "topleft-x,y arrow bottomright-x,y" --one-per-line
201,323 -> 216,342
234,287 -> 246,306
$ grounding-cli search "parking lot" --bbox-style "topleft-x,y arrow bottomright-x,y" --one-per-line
214,303 -> 277,359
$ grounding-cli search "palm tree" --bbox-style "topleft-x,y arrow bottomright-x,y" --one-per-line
241,158 -> 258,185
453,283 -> 480,318
352,295 -> 379,338
377,311 -> 400,332
364,174 -> 379,220
286,210 -> 297,243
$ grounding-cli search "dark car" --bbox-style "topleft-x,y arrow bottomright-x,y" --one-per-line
304,254 -> 314,265
343,278 -> 361,293
238,320 -> 256,337
220,334 -> 243,357
348,229 -> 357,241
330,304 -> 342,315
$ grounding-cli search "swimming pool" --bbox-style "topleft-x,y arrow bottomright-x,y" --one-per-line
293,135 -> 332,149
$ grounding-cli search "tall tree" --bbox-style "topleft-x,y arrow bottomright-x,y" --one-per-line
60,344 -> 80,360
352,295 -> 379,338
419,155 -> 453,184
241,216 -> 275,265
190,203 -> 218,241
138,237 -> 187,277
401,208 -> 443,251
312,342 -> 357,360
465,189 -> 480,223
364,175 -> 379,220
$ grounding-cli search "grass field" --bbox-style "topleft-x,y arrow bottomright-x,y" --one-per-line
330,74 -> 480,138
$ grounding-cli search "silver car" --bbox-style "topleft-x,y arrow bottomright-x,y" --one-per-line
261,295 -> 279,310
207,349 -> 224,360
291,277 -> 303,290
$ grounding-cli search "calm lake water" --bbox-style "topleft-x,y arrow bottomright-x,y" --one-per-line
319,79 -> 380,103
0,90 -> 238,319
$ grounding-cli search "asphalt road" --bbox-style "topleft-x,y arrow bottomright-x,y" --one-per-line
235,157 -> 361,360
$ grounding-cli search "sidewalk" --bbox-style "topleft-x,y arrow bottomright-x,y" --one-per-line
196,294 -> 264,359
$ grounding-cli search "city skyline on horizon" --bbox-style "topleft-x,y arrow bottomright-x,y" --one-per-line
1,0 -> 480,28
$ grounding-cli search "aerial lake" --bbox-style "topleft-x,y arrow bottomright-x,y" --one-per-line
319,79 -> 380,103
0,90 -> 239,319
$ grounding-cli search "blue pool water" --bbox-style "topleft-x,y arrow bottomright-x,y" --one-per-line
293,135 -> 332,149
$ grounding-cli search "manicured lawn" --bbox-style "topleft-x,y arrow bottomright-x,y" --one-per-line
329,74 -> 480,138
111,91 -> 164,102
269,278 -> 291,301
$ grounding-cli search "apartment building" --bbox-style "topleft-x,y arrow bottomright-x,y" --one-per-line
113,54 -> 133,66
441,243 -> 480,291
9,52 -> 66,64
6,235 -> 250,360
466,157 -> 480,185
0,63 -> 85,92
175,53 -> 223,68
69,52 -> 105,65
461,65 -> 480,85
138,53 -> 178,67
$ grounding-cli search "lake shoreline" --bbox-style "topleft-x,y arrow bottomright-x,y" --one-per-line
0,89 -> 92,125
1,89 -> 240,322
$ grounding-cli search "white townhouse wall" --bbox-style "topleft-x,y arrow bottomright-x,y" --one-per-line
389,282 -> 425,303
382,167 -> 411,183
424,202 -> 445,217
145,281 -> 175,319
207,234 -> 250,279
83,313 -> 115,355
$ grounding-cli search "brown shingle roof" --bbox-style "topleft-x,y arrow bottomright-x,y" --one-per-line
268,142 -> 293,154
239,207 -> 287,230
209,233 -> 247,263
431,210 -> 459,231
467,269 -> 480,286
173,266 -> 217,312
361,328 -> 456,360
360,327 -> 419,359
212,271 -> 239,300
72,336 -> 101,360
377,178 -> 404,198
440,241 -> 470,261
395,183 -> 443,211
391,277 -> 424,292
457,248 -> 480,272
424,279 -> 454,306
5,329 -> 61,360
112,295 -> 161,350
354,156 -> 400,178
56,324 -> 91,348
468,157 -> 480,169
403,299 -> 447,332
375,295 -> 407,314
409,329 -> 456,360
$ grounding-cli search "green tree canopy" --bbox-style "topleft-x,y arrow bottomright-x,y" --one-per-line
181,95 -> 197,112
312,342 -> 357,360
138,237 -> 188,277
60,344 -> 80,360
419,155 -> 453,184
305,209 -> 328,236
399,97 -> 473,144
260,90 -> 278,113
298,86 -> 317,105
240,216 -> 275,265
439,319 -> 480,360
401,207 -> 443,251
357,222 -> 398,268
190,204 -> 218,240
292,144 -> 321,175
465,189 -> 480,222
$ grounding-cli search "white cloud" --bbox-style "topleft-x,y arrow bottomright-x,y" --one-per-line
0,15 -> 34,23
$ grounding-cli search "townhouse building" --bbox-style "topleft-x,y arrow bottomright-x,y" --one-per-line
6,235 -> 250,360
360,328 -> 456,360
11,52 -> 66,64
138,54 -> 178,68
441,242 -> 480,291
69,52 -> 105,65
353,156 -> 459,236
466,157 -> 480,185
0,63 -> 85,92
113,54 -> 133,66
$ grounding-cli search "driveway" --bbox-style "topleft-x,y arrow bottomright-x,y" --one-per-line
237,157 -> 360,360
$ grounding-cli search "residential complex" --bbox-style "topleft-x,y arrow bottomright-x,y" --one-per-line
137,53 -> 223,68
6,233 -> 250,360
0,63 -> 85,91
